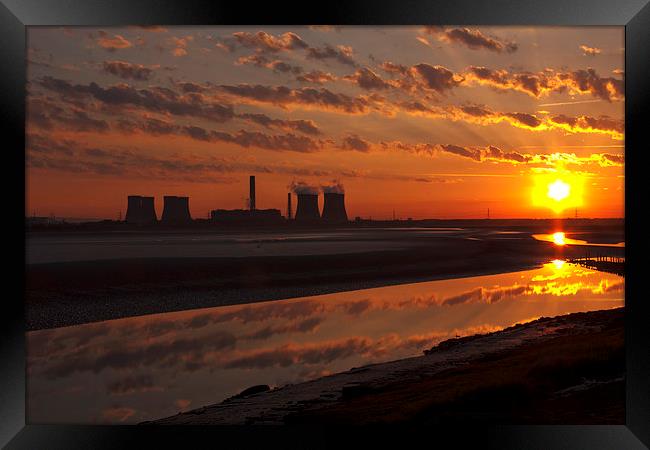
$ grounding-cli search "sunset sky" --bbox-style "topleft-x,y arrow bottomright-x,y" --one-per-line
26,26 -> 624,220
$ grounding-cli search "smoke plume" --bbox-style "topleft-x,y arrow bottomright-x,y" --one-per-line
289,180 -> 319,195
321,180 -> 345,194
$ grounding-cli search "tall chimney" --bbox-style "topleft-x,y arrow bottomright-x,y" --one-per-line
322,192 -> 348,223
249,175 -> 256,211
295,193 -> 320,222
287,193 -> 292,219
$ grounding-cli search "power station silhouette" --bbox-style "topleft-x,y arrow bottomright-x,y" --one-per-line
125,196 -> 157,225
322,192 -> 348,223
161,196 -> 192,225
125,175 -> 348,226
295,193 -> 320,222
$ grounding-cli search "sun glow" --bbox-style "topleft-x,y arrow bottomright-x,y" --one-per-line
552,232 -> 566,246
532,172 -> 585,214
547,180 -> 570,201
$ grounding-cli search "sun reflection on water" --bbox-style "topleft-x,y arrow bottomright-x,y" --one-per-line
552,232 -> 566,246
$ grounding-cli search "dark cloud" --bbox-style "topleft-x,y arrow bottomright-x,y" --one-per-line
424,26 -> 518,53
219,30 -> 357,66
548,114 -> 623,134
505,112 -> 543,129
267,60 -> 303,74
343,68 -> 390,90
173,81 -> 209,93
340,134 -> 371,152
236,54 -> 303,74
459,104 -> 493,117
116,117 -> 178,136
483,145 -> 531,163
106,374 -> 158,395
102,61 -> 155,81
238,113 -> 321,135
40,330 -> 237,379
217,84 -> 373,114
37,76 -> 236,123
306,44 -> 356,66
601,153 -> 625,165
564,68 -> 624,101
411,64 -> 460,93
223,337 -> 373,369
440,144 -> 482,161
28,98 -> 109,133
242,317 -> 324,341
442,286 -> 529,306
118,119 -> 324,152
209,129 -> 323,152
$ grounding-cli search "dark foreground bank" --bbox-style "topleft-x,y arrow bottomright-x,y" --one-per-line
27,236 -> 574,330
147,307 -> 624,425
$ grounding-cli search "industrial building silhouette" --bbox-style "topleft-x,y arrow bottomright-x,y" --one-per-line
211,175 -> 282,224
124,176 -> 349,227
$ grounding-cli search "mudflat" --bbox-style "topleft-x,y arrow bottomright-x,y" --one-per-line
27,232 -> 566,330
26,224 -> 623,330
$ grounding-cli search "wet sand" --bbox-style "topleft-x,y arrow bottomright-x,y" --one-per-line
147,307 -> 624,425
26,233 -> 573,330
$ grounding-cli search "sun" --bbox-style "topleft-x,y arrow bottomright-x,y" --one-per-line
531,172 -> 585,215
552,232 -> 566,246
547,180 -> 570,202
552,259 -> 566,270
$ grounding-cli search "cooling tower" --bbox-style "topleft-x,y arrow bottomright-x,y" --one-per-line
125,196 -> 142,224
141,196 -> 157,223
295,193 -> 320,222
125,195 -> 157,225
161,196 -> 192,224
322,192 -> 348,223
249,176 -> 256,211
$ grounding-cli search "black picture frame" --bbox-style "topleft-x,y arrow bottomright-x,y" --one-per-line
3,0 -> 648,448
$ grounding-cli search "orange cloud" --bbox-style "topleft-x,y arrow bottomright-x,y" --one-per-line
296,70 -> 337,84
96,31 -> 133,52
580,44 -> 602,56
423,26 -> 518,53
230,31 -> 308,53
462,66 -> 623,101
169,36 -> 194,57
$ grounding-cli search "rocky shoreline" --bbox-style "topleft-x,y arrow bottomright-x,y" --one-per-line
146,307 -> 624,425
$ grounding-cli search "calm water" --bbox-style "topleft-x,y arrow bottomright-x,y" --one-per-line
532,233 -> 625,248
27,261 -> 624,424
